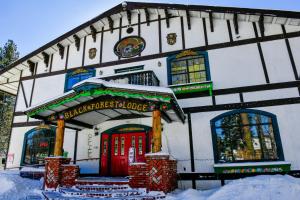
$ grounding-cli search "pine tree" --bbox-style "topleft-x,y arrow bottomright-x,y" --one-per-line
0,40 -> 19,166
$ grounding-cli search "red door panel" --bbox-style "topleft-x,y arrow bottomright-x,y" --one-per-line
101,131 -> 149,176
100,134 -> 109,176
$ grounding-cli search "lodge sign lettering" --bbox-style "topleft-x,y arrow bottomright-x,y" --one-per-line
56,99 -> 150,120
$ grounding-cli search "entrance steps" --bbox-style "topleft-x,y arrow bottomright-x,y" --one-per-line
42,177 -> 166,199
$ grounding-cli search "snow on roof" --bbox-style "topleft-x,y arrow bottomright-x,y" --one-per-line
24,77 -> 181,116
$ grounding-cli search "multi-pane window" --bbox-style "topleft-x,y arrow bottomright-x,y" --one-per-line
211,110 -> 283,163
138,136 -> 143,155
121,137 -> 125,156
22,127 -> 55,165
170,55 -> 208,85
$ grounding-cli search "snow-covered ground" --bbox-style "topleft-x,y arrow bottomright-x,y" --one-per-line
0,170 -> 300,200
167,175 -> 300,200
0,170 -> 43,200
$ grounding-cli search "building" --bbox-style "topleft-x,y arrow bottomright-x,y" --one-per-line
2,1 -> 300,189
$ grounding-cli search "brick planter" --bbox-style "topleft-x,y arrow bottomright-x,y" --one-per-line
61,165 -> 79,187
128,163 -> 148,189
129,154 -> 177,193
44,157 -> 78,190
146,153 -> 177,193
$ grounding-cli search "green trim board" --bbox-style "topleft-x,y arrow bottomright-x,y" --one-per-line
214,163 -> 291,174
170,81 -> 213,96
27,88 -> 172,117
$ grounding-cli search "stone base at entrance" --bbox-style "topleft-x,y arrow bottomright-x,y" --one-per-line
129,153 -> 177,193
44,157 -> 79,190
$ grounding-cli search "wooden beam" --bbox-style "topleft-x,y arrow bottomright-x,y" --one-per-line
233,13 -> 239,34
27,60 -> 35,75
144,8 -> 150,26
68,119 -> 93,129
90,25 -> 97,42
209,12 -> 214,32
186,10 -> 191,30
259,15 -> 265,37
41,52 -> 50,67
152,109 -> 162,153
164,9 -> 170,28
57,43 -> 65,59
54,119 -> 65,156
127,10 -> 132,25
107,16 -> 114,33
73,35 -> 80,51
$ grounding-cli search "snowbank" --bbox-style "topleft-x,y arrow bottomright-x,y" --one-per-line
167,175 -> 300,200
0,170 -> 43,199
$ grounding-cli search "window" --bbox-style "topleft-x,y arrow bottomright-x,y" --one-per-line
167,51 -> 210,85
22,126 -> 55,165
121,137 -> 125,156
64,68 -> 95,92
115,65 -> 144,74
114,137 -> 119,156
211,109 -> 284,163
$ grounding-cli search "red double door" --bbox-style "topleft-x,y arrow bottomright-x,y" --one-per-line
100,132 -> 148,176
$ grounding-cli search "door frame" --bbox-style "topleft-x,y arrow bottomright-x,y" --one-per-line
99,124 -> 152,176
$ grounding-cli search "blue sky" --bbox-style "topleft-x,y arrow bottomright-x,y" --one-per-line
1,0 -> 299,57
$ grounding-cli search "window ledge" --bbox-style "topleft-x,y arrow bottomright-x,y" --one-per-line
214,161 -> 291,174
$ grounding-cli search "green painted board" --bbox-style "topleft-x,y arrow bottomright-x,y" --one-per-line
214,163 -> 291,174
170,82 -> 213,95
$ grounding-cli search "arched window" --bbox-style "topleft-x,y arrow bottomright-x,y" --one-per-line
64,68 -> 95,92
22,126 -> 56,165
210,109 -> 284,163
167,51 -> 211,85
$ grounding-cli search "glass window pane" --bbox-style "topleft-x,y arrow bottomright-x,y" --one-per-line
114,137 -> 118,156
213,111 -> 280,163
121,137 -> 125,156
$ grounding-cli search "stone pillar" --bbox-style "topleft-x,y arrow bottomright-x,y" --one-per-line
61,165 -> 80,187
146,154 -> 177,193
152,110 -> 162,153
128,163 -> 148,189
44,157 -> 71,190
54,119 -> 65,156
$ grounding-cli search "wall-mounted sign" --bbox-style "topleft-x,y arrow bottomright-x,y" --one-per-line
214,163 -> 291,174
167,33 -> 177,45
114,36 -> 146,58
89,48 -> 97,59
170,82 -> 213,96
47,97 -> 170,121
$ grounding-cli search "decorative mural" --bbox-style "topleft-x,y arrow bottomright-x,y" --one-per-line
114,36 -> 146,58
167,33 -> 177,45
88,48 -> 97,59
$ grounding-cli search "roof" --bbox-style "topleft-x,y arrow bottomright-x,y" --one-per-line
1,1 -> 300,95
24,78 -> 185,129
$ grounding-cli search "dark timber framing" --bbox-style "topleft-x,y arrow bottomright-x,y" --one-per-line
99,27 -> 104,65
19,29 -> 300,82
73,130 -> 78,164
158,15 -> 162,53
3,1 -> 300,76
118,17 -> 123,60
49,54 -> 54,73
233,13 -> 239,34
20,82 -> 28,108
65,45 -> 70,70
181,16 -> 186,49
227,20 -> 233,42
282,25 -> 299,80
82,36 -> 87,66
4,71 -> 23,169
187,113 -> 196,189
209,12 -> 214,32
202,18 -> 208,46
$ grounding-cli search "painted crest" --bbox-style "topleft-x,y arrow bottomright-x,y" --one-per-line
114,36 -> 146,58
89,48 -> 97,59
167,33 -> 177,45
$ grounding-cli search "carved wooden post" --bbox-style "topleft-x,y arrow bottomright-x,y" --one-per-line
152,109 -> 162,153
54,119 -> 65,156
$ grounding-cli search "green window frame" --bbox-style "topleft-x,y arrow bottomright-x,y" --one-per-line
210,109 -> 284,164
167,51 -> 211,85
21,126 -> 56,165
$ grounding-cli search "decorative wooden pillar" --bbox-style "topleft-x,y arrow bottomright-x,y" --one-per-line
54,119 -> 65,156
152,109 -> 162,153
